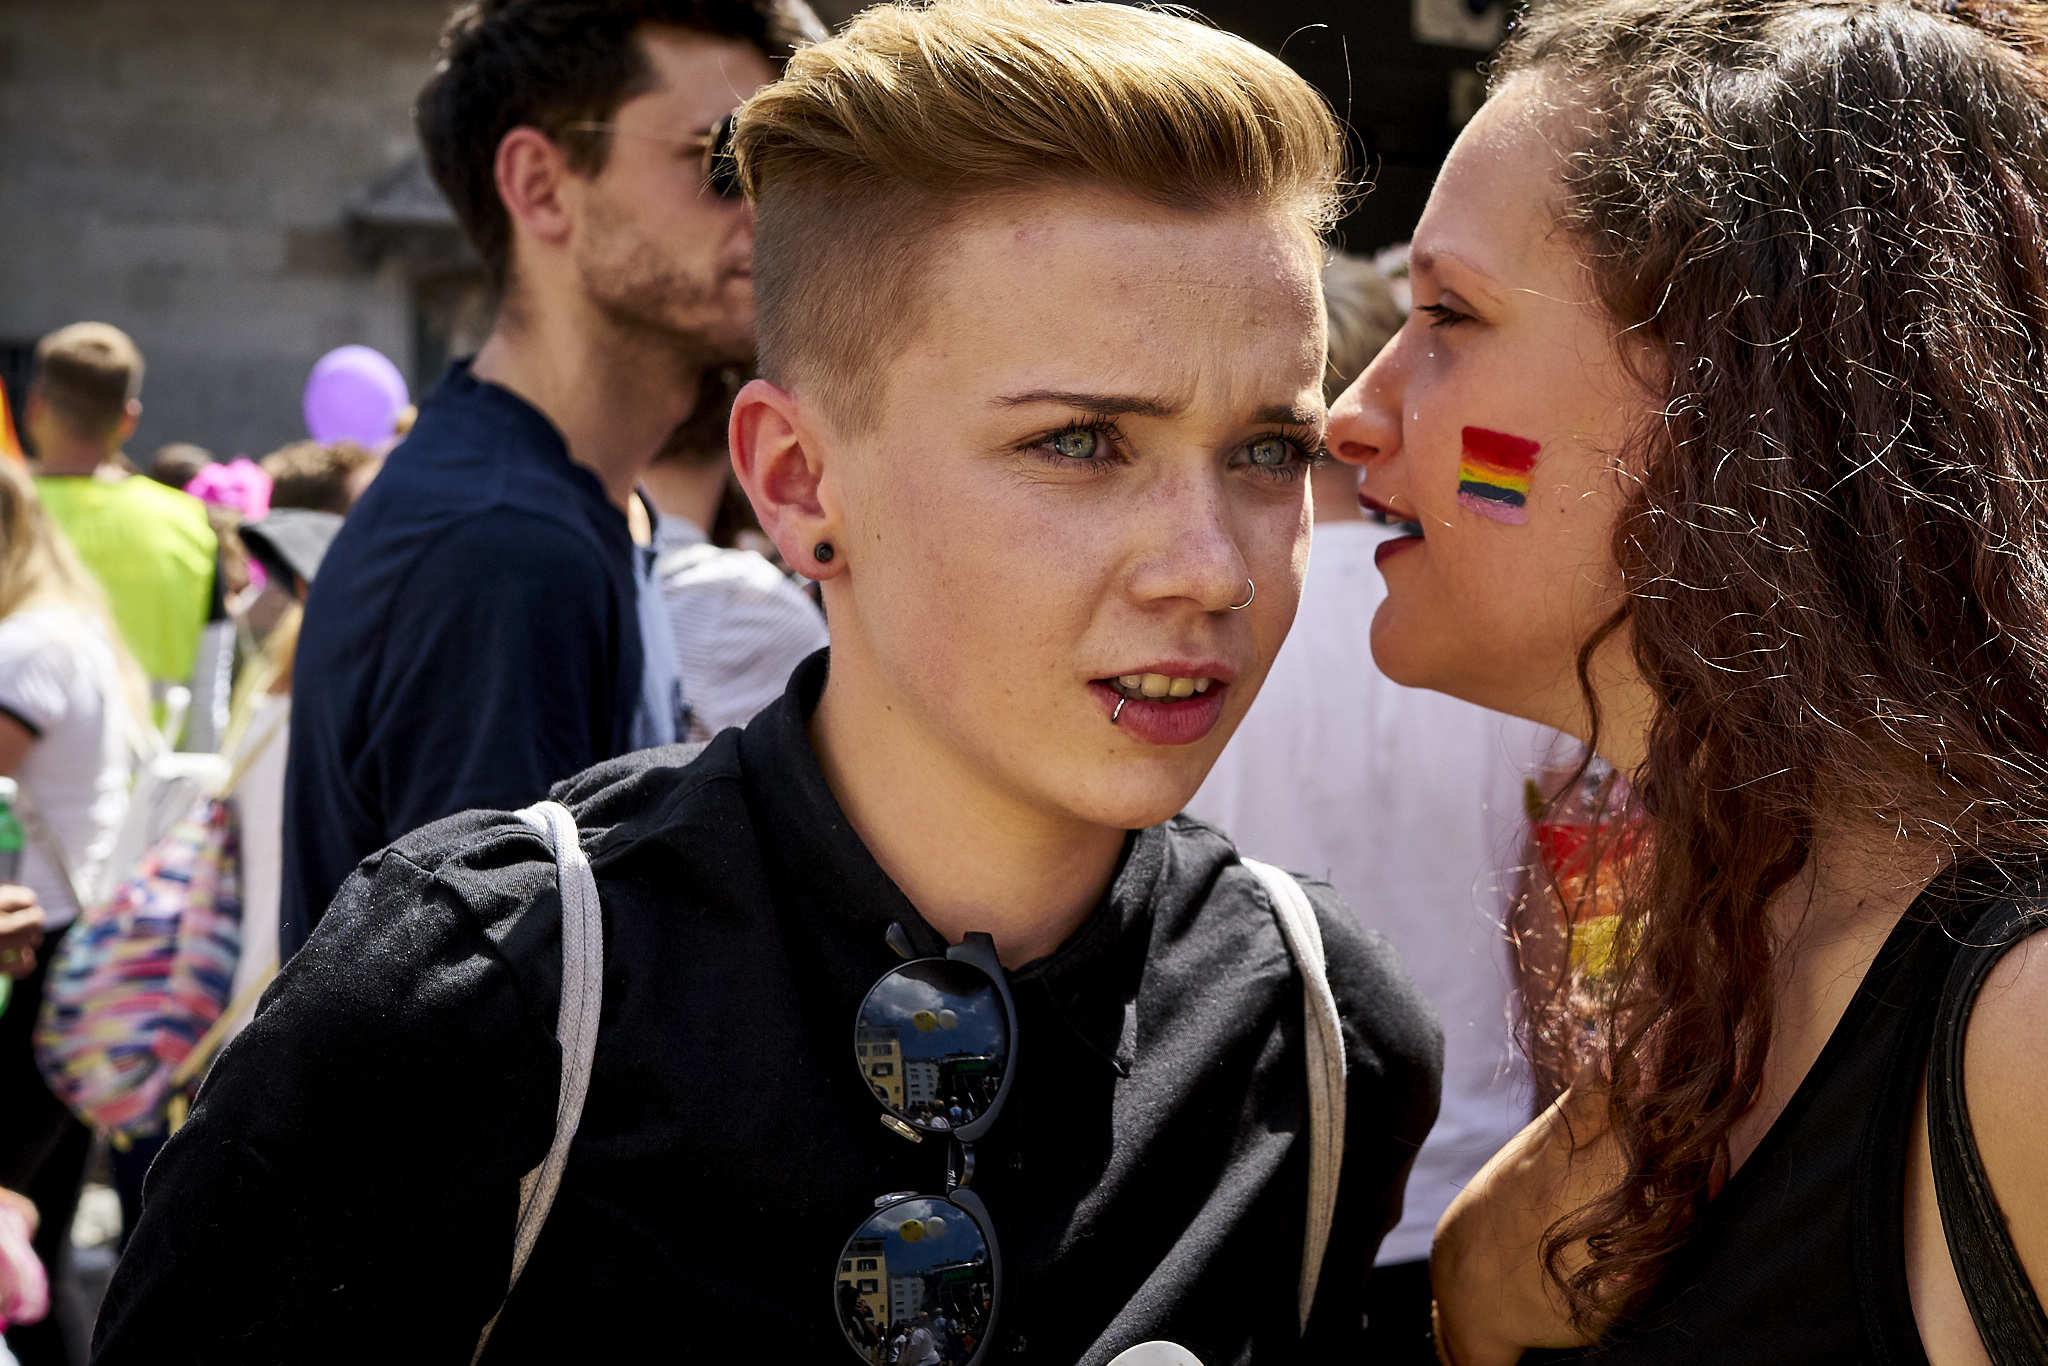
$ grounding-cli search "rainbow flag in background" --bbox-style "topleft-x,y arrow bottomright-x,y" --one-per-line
0,384 -> 19,463
1457,426 -> 1539,524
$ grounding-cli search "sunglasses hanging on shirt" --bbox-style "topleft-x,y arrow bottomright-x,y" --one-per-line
835,932 -> 1016,1365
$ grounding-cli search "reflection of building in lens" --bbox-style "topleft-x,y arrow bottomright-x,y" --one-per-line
838,1236 -> 890,1331
856,1024 -> 904,1110
904,1059 -> 939,1109
889,1271 -> 925,1326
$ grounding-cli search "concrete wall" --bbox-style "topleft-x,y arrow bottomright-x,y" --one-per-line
0,0 -> 451,461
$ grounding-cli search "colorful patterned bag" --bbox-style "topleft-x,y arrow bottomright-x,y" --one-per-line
33,795 -> 244,1139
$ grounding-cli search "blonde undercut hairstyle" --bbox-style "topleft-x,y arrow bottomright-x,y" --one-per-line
734,0 -> 1347,433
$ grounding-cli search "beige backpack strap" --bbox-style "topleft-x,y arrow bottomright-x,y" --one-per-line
1242,858 -> 1348,1335
473,800 -> 605,1363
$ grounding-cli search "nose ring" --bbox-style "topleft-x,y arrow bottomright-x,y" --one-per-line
1227,579 -> 1256,612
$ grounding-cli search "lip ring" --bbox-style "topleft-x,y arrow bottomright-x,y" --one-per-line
1090,679 -> 1228,746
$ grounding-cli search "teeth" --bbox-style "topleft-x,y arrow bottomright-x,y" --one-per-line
1109,674 -> 1216,701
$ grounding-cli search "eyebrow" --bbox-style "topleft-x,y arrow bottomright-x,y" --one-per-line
1410,244 -> 1500,288
995,392 -> 1322,428
994,390 -> 1179,418
1253,403 -> 1324,428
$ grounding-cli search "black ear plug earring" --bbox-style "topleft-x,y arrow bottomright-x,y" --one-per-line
814,542 -> 835,564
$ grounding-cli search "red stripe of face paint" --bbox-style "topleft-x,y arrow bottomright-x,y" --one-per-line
1462,426 -> 1539,472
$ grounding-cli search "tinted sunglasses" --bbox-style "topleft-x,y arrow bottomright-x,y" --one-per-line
835,932 -> 1017,1365
561,108 -> 743,200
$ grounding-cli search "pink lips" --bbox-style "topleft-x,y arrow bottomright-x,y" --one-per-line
1090,679 -> 1229,746
1359,493 -> 1424,568
1374,534 -> 1422,568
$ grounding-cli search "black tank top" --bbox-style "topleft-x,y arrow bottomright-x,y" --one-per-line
1525,867 -> 2022,1366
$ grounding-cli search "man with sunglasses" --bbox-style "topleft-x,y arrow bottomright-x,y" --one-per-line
96,3 -> 1443,1362
276,0 -> 822,962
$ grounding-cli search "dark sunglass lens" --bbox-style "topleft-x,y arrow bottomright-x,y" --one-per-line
836,1197 -> 995,1362
855,960 -> 1008,1134
705,111 -> 742,199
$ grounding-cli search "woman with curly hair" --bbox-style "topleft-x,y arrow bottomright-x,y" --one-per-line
1331,0 -> 2048,1361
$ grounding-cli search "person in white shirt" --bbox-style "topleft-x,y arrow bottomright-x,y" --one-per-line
226,509 -> 346,1033
0,458 -> 144,1366
640,369 -> 828,740
1185,252 -> 1553,1365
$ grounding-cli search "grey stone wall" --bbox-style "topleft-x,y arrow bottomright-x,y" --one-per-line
0,0 -> 454,461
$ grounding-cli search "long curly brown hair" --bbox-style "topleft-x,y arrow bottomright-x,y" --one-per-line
1496,0 -> 2048,1330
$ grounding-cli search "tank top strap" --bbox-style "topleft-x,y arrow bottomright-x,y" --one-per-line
1926,871 -> 2048,1364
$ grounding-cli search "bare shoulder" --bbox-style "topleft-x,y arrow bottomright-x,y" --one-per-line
1963,924 -> 2048,1297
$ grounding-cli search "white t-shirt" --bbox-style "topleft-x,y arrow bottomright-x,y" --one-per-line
0,607 -> 131,928
654,516 -> 829,740
225,694 -> 290,1033
1186,520 -> 1555,1266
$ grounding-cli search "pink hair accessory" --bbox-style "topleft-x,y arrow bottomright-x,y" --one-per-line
182,457 -> 272,521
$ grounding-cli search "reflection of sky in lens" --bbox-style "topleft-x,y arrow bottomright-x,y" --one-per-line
859,963 -> 1006,1061
854,1198 -> 989,1275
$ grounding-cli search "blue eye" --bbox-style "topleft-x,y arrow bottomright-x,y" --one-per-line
1049,428 -> 1102,460
1246,435 -> 1293,468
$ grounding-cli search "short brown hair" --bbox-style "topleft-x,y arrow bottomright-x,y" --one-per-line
735,0 -> 1346,433
1319,254 -> 1405,402
34,322 -> 143,439
150,443 -> 216,491
416,0 -> 824,294
262,440 -> 380,515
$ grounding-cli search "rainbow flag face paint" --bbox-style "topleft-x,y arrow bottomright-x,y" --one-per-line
1456,426 -> 1540,525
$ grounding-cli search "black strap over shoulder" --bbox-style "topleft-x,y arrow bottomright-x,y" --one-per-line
1927,889 -> 2048,1366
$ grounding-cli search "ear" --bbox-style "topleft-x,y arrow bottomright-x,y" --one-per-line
729,377 -> 842,580
112,399 -> 140,449
494,126 -> 575,252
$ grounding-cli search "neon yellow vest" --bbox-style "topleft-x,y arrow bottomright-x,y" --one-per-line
35,474 -> 216,687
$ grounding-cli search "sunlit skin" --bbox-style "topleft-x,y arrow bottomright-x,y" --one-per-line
1331,76 -> 2048,1366
566,29 -> 769,360
734,194 -> 1326,967
1329,80 -> 1652,750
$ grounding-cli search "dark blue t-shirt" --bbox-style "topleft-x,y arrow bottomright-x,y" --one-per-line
280,361 -> 642,958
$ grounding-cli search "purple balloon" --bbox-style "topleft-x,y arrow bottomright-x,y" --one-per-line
302,345 -> 409,445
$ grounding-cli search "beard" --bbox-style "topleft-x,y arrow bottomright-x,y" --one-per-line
577,199 -> 755,371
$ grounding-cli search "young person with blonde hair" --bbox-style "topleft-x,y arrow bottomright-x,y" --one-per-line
0,458 -> 145,1365
95,2 -> 1442,1360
